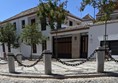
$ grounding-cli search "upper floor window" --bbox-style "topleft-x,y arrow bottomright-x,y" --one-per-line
31,19 -> 35,25
13,22 -> 16,30
69,21 -> 73,26
21,20 -> 25,29
41,18 -> 46,31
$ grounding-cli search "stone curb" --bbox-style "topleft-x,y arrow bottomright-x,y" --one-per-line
0,72 -> 118,79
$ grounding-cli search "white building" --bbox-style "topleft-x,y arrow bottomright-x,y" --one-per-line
0,7 -> 85,59
1,4 -> 118,59
88,2 -> 118,58
88,20 -> 118,58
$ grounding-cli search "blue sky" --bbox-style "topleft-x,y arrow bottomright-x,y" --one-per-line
0,0 -> 98,21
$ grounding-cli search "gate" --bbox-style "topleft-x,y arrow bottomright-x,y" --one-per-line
53,37 -> 72,58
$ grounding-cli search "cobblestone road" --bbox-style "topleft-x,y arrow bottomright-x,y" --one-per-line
0,59 -> 118,83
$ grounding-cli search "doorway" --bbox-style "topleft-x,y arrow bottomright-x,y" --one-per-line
80,34 -> 88,58
53,37 -> 72,58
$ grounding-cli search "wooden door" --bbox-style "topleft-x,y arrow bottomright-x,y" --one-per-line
80,35 -> 88,58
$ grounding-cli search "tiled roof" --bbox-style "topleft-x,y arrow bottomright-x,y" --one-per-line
82,14 -> 94,21
0,6 -> 82,24
51,24 -> 89,34
91,19 -> 118,26
96,9 -> 118,16
0,7 -> 38,24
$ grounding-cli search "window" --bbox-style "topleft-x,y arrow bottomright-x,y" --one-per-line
42,40 -> 47,51
33,44 -> 37,53
21,20 -> 25,28
31,19 -> 35,25
13,22 -> 16,30
69,21 -> 73,26
100,40 -> 118,55
41,18 -> 46,31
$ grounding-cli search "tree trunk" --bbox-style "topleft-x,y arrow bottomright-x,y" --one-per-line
8,43 -> 11,52
57,21 -> 61,29
2,43 -> 6,60
30,44 -> 33,60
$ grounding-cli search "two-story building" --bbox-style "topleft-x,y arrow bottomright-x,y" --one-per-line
1,3 -> 118,59
0,6 -> 89,59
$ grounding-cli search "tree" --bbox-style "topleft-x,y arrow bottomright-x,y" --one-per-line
37,0 -> 67,58
80,0 -> 116,19
20,24 -> 45,60
80,0 -> 117,49
0,23 -> 18,53
37,0 -> 67,30
0,26 -> 6,59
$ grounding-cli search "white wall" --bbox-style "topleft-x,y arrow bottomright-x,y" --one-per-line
0,13 -> 82,58
88,22 -> 118,57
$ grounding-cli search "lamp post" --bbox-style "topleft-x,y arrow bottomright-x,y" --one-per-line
104,19 -> 108,49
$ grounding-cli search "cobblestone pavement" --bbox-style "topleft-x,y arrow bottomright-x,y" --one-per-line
0,59 -> 118,82
0,76 -> 118,83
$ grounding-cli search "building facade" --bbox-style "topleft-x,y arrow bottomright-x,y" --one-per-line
1,5 -> 118,59
88,20 -> 118,58
0,7 -> 87,59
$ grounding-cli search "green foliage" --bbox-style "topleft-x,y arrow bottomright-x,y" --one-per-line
0,23 -> 14,43
37,0 -> 67,30
20,23 -> 45,60
80,0 -> 117,21
20,24 -> 44,45
0,23 -> 19,52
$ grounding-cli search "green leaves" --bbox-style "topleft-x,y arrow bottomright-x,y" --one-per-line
0,23 -> 19,52
20,24 -> 45,45
37,0 -> 67,30
80,0 -> 117,21
0,23 -> 17,44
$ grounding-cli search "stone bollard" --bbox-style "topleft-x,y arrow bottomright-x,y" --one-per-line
96,47 -> 105,73
43,50 -> 52,75
7,53 -> 15,73
16,53 -> 22,66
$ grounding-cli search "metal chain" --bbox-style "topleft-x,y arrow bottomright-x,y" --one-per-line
55,50 -> 96,66
107,50 -> 118,63
13,53 -> 43,67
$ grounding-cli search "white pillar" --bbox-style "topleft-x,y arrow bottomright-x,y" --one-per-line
43,50 -> 52,75
96,47 -> 105,73
7,53 -> 15,73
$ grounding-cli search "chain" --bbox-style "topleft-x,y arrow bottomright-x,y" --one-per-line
107,51 -> 118,63
55,50 -> 96,66
13,53 -> 43,67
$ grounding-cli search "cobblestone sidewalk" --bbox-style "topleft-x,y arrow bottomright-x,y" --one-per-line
0,59 -> 117,79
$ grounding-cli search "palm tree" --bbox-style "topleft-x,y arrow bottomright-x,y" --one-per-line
20,23 -> 45,60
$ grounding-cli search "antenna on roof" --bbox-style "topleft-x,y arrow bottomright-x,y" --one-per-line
81,12 -> 82,18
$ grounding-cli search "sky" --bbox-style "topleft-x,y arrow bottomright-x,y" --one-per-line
0,0 -> 98,21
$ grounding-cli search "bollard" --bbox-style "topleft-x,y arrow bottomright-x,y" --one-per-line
7,53 -> 15,73
96,47 -> 105,73
43,50 -> 52,75
16,53 -> 22,66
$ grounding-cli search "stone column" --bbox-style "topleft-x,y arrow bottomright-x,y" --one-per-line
96,47 -> 105,73
7,53 -> 15,73
16,53 -> 22,66
43,50 -> 52,75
